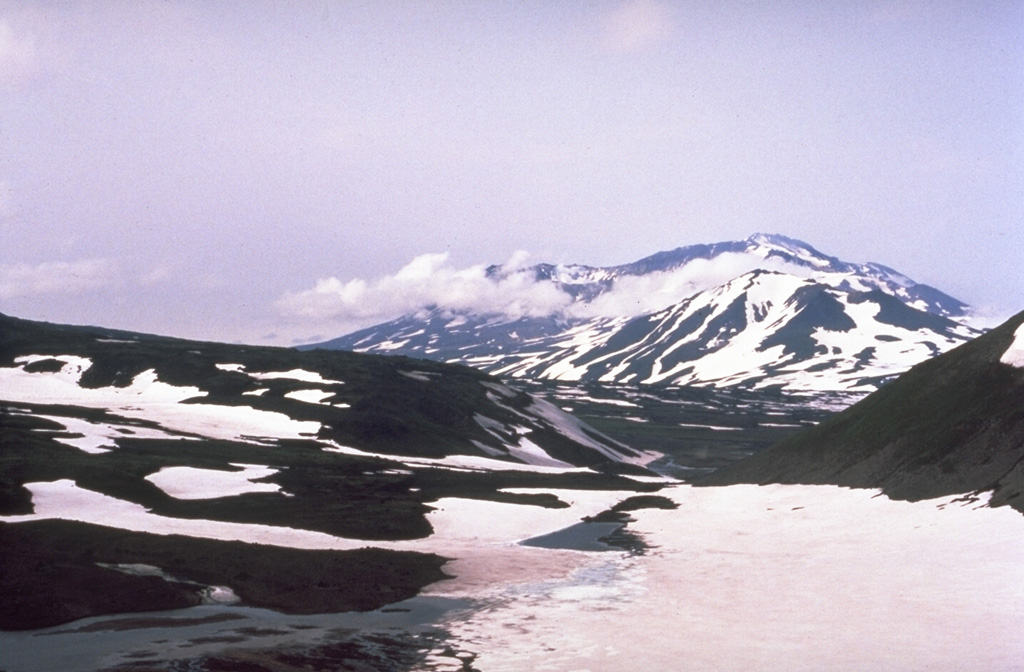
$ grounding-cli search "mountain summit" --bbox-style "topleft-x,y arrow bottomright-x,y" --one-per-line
306,235 -> 979,392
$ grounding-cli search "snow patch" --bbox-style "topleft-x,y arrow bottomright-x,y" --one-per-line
1000,322 -> 1024,368
284,389 -> 335,404
29,413 -> 194,454
0,363 -> 321,444
145,464 -> 283,500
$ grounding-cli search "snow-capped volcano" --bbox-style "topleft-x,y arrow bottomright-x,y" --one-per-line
485,233 -> 969,319
306,234 -> 980,392
462,271 -> 977,391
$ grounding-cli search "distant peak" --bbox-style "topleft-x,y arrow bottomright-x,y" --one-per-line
746,233 -> 809,249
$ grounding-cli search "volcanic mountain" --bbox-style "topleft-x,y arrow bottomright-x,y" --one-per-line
307,234 -> 979,392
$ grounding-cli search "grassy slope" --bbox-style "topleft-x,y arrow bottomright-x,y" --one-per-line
700,311 -> 1024,512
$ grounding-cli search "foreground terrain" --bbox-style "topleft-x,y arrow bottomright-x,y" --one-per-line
2,310 -> 1023,670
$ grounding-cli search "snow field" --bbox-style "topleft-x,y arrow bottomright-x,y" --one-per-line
1,358 -> 322,444
4,470 -> 1022,671
0,480 -> 635,565
437,484 -> 1024,672
215,364 -> 346,385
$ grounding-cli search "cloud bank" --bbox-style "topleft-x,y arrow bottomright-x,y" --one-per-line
0,259 -> 116,300
568,253 -> 819,318
599,0 -> 674,52
277,249 -> 832,335
276,252 -> 572,325
0,20 -> 37,87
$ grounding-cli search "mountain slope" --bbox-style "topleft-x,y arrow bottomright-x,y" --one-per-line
699,309 -> 1024,512
0,312 -> 661,629
461,271 -> 976,391
0,312 -> 652,470
309,234 -> 978,392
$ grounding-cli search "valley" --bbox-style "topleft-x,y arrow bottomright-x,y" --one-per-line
1,305 -> 1022,671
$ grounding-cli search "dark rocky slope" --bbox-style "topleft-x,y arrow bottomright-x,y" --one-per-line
700,310 -> 1024,513
0,312 -> 659,630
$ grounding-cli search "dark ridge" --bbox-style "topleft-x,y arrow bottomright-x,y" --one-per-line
700,310 -> 1024,513
756,285 -> 856,359
848,289 -> 962,334
0,520 -> 448,631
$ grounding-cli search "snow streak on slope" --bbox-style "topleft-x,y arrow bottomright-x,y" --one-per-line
0,356 -> 322,443
462,271 -> 978,392
1001,322 -> 1024,368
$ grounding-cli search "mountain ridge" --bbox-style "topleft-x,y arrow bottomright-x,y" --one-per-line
307,234 -> 979,392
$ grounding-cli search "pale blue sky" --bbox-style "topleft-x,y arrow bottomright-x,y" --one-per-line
1,1 -> 1021,343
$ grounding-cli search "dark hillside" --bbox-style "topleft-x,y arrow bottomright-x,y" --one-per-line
700,310 -> 1024,512
0,312 -> 660,630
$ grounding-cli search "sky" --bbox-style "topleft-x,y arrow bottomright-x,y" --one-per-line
0,0 -> 1021,345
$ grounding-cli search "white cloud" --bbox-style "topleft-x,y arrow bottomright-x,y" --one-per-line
570,252 -> 819,319
600,0 -> 674,52
276,249 -> 833,335
0,259 -> 116,299
276,251 -> 573,324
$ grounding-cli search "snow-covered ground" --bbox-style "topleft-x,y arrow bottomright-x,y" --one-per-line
425,484 -> 1024,672
0,357 -> 322,443
23,412 -> 195,454
2,473 -> 1022,670
215,364 -> 346,385
0,479 -> 634,556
